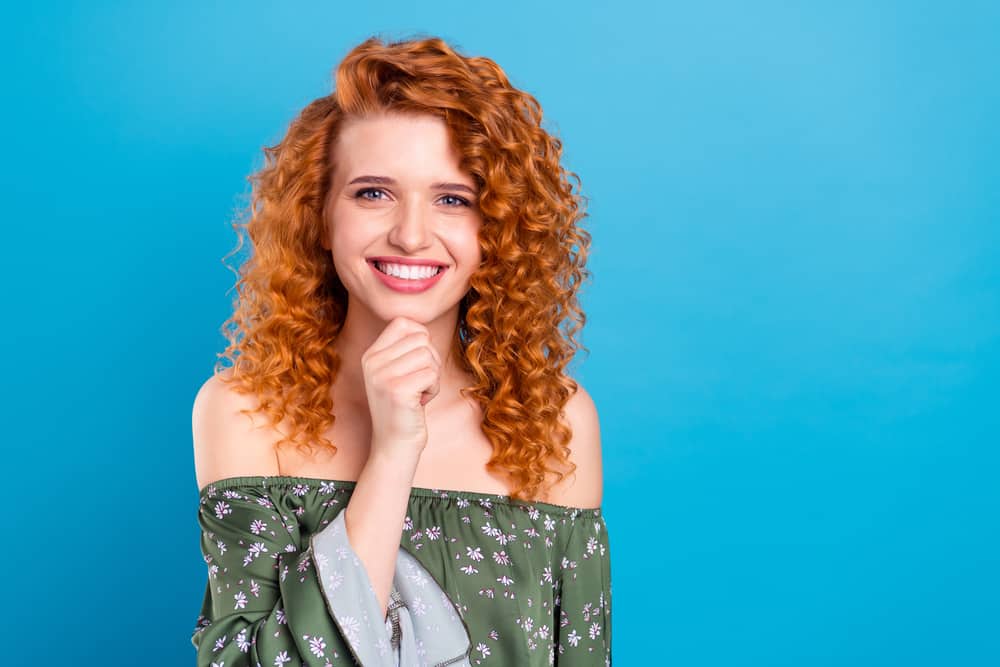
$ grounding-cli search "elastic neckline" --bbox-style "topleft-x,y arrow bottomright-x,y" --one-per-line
198,475 -> 600,516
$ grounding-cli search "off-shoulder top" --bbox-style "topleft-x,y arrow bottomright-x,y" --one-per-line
191,476 -> 612,666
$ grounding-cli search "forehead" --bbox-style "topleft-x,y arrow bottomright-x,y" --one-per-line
331,112 -> 466,182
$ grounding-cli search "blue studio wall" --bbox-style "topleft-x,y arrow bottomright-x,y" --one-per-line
2,1 -> 997,665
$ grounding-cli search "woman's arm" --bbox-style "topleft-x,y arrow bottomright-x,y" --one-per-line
344,317 -> 445,623
343,445 -> 422,620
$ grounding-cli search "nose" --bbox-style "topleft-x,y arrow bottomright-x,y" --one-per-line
387,197 -> 433,252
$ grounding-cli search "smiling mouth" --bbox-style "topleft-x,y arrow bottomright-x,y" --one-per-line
370,260 -> 446,279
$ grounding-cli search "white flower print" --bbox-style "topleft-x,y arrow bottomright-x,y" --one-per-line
214,501 -> 232,519
273,650 -> 291,666
216,539 -> 227,555
493,550 -> 511,566
243,542 -> 268,567
589,621 -> 601,639
250,519 -> 267,535
403,516 -> 413,531
410,596 -> 429,616
339,615 -> 361,644
326,569 -> 345,591
586,536 -> 598,555
236,628 -> 250,652
320,481 -> 337,494
566,629 -> 581,647
307,635 -> 326,657
222,490 -> 243,499
292,484 -> 310,496
497,575 -> 514,587
457,497 -> 470,508
466,546 -> 484,562
249,579 -> 261,597
527,506 -> 540,520
544,515 -> 556,531
460,565 -> 478,575
275,609 -> 287,625
541,566 -> 553,584
404,562 -> 429,588
425,526 -> 442,540
481,522 -> 502,539
233,591 -> 247,610
476,642 -> 491,657
582,602 -> 594,621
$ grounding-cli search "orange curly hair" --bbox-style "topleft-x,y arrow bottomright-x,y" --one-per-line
214,34 -> 592,502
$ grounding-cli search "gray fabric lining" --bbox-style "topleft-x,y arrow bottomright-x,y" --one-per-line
311,510 -> 472,666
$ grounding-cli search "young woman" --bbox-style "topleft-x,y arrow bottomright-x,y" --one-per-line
191,35 -> 611,666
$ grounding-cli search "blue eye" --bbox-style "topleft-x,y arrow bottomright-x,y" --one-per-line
440,194 -> 470,207
354,188 -> 386,201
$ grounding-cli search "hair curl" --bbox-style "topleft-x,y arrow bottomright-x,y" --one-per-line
214,34 -> 592,502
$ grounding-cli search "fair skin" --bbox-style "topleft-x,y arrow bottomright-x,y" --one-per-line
192,110 -> 603,623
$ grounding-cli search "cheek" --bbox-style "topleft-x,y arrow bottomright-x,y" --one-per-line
460,221 -> 484,263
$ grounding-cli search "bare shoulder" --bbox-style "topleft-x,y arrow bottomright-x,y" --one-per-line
191,369 -> 281,492
545,382 -> 604,509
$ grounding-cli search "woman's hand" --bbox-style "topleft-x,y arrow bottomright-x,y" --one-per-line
361,316 -> 442,462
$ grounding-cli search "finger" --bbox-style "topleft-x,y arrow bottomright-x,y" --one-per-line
378,345 -> 439,382
368,331 -> 434,372
365,318 -> 428,361
385,366 -> 439,404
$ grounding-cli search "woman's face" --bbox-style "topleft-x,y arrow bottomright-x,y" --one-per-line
322,111 -> 483,327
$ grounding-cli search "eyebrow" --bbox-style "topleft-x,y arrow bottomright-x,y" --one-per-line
347,175 -> 478,196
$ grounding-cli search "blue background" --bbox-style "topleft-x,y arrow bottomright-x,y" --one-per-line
3,1 -> 997,665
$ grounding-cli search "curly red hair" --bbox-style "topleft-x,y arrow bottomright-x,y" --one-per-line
214,34 -> 592,502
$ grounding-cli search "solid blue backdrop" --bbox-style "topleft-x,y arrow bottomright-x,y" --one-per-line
2,1 -> 997,665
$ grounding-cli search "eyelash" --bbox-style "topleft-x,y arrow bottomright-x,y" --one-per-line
353,187 -> 471,208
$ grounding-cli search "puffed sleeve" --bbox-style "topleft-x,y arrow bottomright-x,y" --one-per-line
191,484 -> 376,665
553,509 -> 612,665
192,484 -> 472,666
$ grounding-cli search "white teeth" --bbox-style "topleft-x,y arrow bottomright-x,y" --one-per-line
375,262 -> 442,280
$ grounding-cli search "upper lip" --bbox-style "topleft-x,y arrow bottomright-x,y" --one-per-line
368,256 -> 449,268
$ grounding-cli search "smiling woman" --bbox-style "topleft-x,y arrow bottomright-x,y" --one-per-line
191,34 -> 610,667
322,112 -> 484,306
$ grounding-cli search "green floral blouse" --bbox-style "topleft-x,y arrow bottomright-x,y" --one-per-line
192,476 -> 612,666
